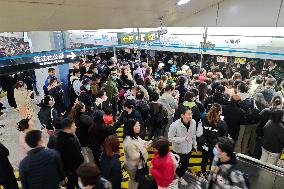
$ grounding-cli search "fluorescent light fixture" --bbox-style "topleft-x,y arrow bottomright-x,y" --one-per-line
177,0 -> 191,6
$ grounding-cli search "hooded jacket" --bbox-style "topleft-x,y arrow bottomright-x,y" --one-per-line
150,151 -> 176,187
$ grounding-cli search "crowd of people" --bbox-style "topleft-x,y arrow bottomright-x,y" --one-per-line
1,51 -> 284,189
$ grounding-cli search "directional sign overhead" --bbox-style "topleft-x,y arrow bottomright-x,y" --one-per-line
118,32 -> 160,44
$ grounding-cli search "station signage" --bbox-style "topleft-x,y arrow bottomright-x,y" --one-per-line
234,57 -> 247,64
33,52 -> 76,66
118,32 -> 160,44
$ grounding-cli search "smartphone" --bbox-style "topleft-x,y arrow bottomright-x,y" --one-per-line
147,140 -> 153,146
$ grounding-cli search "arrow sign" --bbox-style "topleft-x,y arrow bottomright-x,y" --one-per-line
66,52 -> 76,59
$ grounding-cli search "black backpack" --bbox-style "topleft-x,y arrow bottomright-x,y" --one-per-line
149,104 -> 168,129
68,79 -> 79,98
239,97 -> 259,124
135,101 -> 150,121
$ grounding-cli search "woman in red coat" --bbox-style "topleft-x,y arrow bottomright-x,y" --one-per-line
150,137 -> 179,188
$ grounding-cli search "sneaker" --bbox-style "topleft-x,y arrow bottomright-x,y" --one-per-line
179,177 -> 188,186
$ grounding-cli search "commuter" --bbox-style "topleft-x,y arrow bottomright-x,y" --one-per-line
0,74 -> 17,110
100,135 -> 122,189
44,67 -> 57,87
17,118 -> 34,160
168,107 -> 197,186
76,163 -> 112,189
133,63 -> 145,80
91,74 -> 101,96
0,142 -> 19,189
123,119 -> 149,189
256,78 -> 276,104
135,91 -> 150,123
158,84 -> 178,137
106,68 -> 119,119
207,137 -> 248,189
261,110 -> 284,165
254,96 -> 282,159
54,118 -> 84,189
174,91 -> 200,123
176,76 -> 188,104
37,95 -> 58,130
198,82 -> 209,105
136,77 -> 149,102
120,67 -> 133,89
150,136 -> 179,188
19,130 -> 65,189
113,99 -> 145,138
69,68 -> 82,106
235,81 -> 259,155
78,78 -> 94,112
71,101 -> 93,162
14,80 -> 34,118
204,85 -> 229,110
144,78 -> 155,101
88,110 -> 114,166
200,103 -> 228,175
222,95 -> 246,142
48,77 -> 65,115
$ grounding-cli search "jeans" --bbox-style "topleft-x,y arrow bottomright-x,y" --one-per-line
260,147 -> 280,165
148,126 -> 162,140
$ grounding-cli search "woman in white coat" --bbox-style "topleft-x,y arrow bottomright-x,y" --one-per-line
123,118 -> 149,189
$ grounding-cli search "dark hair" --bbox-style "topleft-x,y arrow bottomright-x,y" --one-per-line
38,95 -> 53,107
270,110 -> 284,123
73,69 -> 80,75
123,99 -> 135,109
165,84 -> 174,92
255,76 -> 263,85
237,81 -> 249,93
96,90 -> 105,98
181,106 -> 192,117
110,67 -> 117,72
265,78 -> 276,87
49,77 -> 57,86
123,118 -> 138,139
136,77 -> 145,86
76,163 -> 101,187
217,137 -> 235,157
232,72 -> 242,80
151,92 -> 160,102
103,135 -> 120,158
178,76 -> 186,85
17,118 -> 31,131
207,103 -> 222,126
71,101 -> 85,121
86,70 -> 93,75
215,85 -> 225,94
48,68 -> 55,73
25,130 -> 42,148
136,91 -> 144,100
60,118 -> 74,130
92,110 -> 105,127
137,175 -> 158,189
184,91 -> 195,102
15,80 -> 24,89
153,136 -> 170,157
271,96 -> 282,108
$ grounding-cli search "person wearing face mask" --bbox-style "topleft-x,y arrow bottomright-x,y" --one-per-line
38,95 -> 58,131
78,78 -> 94,112
19,130 -> 65,189
76,163 -> 112,189
106,68 -> 119,120
207,137 -> 249,189
199,103 -> 228,176
168,107 -> 197,186
14,80 -> 34,118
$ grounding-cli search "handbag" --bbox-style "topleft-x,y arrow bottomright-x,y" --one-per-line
135,151 -> 149,183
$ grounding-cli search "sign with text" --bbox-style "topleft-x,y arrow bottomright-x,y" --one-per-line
234,57 -> 247,64
33,52 -> 76,66
118,32 -> 159,44
217,56 -> 228,63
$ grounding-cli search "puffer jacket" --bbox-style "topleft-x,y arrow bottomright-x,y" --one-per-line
168,119 -> 197,154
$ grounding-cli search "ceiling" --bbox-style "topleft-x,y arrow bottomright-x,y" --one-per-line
0,0 -> 223,32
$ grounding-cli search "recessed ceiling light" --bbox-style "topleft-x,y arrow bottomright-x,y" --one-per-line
177,0 -> 191,6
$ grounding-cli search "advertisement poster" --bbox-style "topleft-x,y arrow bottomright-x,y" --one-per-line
217,56 -> 228,63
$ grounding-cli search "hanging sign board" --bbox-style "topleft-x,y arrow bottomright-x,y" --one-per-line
217,56 -> 228,63
234,57 -> 247,64
118,32 -> 160,44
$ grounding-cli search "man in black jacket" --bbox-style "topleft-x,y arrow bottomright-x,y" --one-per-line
19,130 -> 64,189
222,95 -> 246,142
53,118 -> 84,189
0,142 -> 19,189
